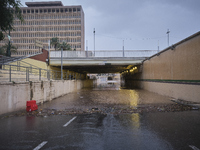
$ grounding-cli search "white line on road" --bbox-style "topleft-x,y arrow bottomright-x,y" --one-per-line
33,141 -> 48,150
63,116 -> 77,127
189,145 -> 200,150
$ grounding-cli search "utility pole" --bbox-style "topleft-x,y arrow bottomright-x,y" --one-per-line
166,29 -> 170,46
93,28 -> 95,56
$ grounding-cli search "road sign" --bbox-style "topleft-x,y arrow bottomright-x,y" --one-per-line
35,43 -> 43,48
35,40 -> 43,45
35,40 -> 43,48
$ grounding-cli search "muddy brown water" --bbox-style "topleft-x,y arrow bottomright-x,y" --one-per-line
38,86 -> 178,114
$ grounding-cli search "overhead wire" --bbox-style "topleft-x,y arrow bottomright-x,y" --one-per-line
96,33 -> 166,41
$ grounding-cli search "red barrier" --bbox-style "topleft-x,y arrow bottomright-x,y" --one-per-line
26,100 -> 38,112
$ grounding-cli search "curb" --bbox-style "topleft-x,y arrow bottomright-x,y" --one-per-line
171,99 -> 200,110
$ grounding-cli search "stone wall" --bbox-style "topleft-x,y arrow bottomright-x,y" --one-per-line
0,79 -> 93,115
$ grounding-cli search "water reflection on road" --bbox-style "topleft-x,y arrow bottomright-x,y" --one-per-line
1,111 -> 200,150
0,82 -> 200,150
40,83 -> 173,111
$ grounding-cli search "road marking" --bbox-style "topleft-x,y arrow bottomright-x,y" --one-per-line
63,116 -> 77,127
33,141 -> 48,150
189,145 -> 200,150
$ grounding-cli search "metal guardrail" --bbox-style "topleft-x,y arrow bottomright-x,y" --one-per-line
0,55 -> 25,64
50,50 -> 158,58
0,64 -> 80,82
0,55 -> 48,72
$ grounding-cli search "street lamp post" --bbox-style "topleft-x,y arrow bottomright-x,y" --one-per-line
166,29 -> 170,46
61,47 -> 63,80
93,28 -> 95,56
6,5 -> 11,57
6,26 -> 11,57
123,40 -> 124,57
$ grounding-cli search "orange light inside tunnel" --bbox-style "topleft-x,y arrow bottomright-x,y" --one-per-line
129,67 -> 137,73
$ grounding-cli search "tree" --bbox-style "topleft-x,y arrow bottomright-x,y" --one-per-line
50,37 -> 59,51
58,41 -> 72,51
0,0 -> 24,41
0,47 -> 5,55
0,41 -> 17,56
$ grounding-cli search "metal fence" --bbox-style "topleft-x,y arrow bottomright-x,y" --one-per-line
0,55 -> 25,64
50,50 -> 158,58
0,64 -> 79,82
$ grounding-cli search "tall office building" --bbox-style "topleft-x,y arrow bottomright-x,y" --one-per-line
0,1 -> 85,56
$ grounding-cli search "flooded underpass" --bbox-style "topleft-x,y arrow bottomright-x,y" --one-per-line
38,83 -> 194,115
1,83 -> 200,150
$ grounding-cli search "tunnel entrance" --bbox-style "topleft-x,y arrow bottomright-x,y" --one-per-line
107,76 -> 113,80
89,73 -> 121,90
87,65 -> 139,90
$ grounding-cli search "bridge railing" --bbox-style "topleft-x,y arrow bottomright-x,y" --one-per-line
50,50 -> 158,58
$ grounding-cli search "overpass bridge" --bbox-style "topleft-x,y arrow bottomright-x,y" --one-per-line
49,50 -> 157,73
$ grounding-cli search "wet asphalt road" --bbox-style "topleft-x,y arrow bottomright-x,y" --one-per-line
0,85 -> 200,150
0,111 -> 200,150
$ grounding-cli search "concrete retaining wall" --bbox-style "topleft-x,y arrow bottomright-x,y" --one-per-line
132,81 -> 200,103
0,79 -> 93,115
125,31 -> 200,103
142,33 -> 200,81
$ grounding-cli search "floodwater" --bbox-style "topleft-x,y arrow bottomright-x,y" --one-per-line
0,83 -> 200,149
0,111 -> 200,149
39,83 -> 174,112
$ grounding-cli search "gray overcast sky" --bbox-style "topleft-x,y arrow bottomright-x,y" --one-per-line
20,0 -> 200,51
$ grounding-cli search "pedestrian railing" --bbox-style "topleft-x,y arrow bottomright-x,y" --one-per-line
0,55 -> 25,64
0,64 -> 79,82
50,50 -> 158,58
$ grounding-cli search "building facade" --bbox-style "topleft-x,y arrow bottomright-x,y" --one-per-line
0,1 -> 85,56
